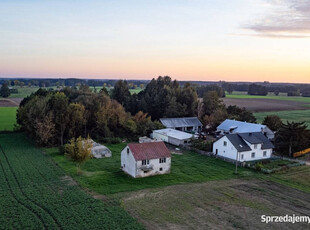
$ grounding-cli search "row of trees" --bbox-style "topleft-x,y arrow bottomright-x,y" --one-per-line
17,87 -> 162,146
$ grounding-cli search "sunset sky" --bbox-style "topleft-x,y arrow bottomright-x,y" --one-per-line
0,0 -> 309,83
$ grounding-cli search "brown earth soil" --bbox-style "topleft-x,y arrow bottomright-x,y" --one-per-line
119,179 -> 310,230
0,98 -> 22,107
222,98 -> 310,112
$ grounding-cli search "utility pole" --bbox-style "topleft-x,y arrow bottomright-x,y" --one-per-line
234,151 -> 239,174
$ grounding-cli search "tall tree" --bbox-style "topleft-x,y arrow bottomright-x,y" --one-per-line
262,115 -> 283,132
202,91 -> 223,116
275,121 -> 310,157
0,83 -> 10,98
111,80 -> 131,111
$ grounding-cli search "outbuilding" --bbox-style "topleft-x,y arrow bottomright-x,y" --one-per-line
121,141 -> 171,178
160,117 -> 202,133
152,128 -> 194,146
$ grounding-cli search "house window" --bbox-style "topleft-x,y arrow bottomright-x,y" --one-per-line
254,144 -> 257,149
251,152 -> 255,158
241,154 -> 244,160
160,168 -> 163,171
127,148 -> 129,154
123,164 -> 125,168
223,141 -> 227,146
263,151 -> 267,157
142,160 -> 149,165
159,158 -> 166,163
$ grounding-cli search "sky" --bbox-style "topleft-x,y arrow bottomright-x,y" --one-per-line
0,0 -> 309,83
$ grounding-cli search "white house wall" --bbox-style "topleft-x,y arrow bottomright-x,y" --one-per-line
213,136 -> 238,160
121,147 -> 136,178
213,136 -> 273,162
136,157 -> 171,178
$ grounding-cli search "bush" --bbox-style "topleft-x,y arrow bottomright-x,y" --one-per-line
191,139 -> 213,152
255,162 -> 263,171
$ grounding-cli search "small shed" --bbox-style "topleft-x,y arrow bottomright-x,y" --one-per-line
90,141 -> 112,158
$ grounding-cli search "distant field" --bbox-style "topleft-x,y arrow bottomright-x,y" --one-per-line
9,87 -> 40,98
46,143 -> 251,195
129,88 -> 143,94
0,107 -> 17,131
226,92 -> 310,103
255,110 -> 310,128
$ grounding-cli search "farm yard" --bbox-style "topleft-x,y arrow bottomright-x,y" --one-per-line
46,143 -> 251,195
0,133 -> 143,229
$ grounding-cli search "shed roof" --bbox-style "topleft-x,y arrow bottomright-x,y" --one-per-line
160,117 -> 202,128
217,119 -> 267,133
153,128 -> 193,140
128,141 -> 171,161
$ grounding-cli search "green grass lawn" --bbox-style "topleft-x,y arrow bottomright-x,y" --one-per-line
226,92 -> 310,103
46,143 -> 254,195
0,107 -> 17,131
255,109 -> 310,128
129,88 -> 143,94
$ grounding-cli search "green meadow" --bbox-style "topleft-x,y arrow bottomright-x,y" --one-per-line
0,107 -> 18,131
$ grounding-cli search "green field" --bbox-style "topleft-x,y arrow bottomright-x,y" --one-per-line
255,110 -> 310,128
0,107 -> 17,131
46,143 -> 252,195
9,87 -> 41,98
226,92 -> 310,103
0,133 -> 143,229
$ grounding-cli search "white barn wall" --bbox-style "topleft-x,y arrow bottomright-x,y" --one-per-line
213,136 -> 238,160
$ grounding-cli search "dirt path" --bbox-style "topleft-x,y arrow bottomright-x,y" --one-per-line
0,98 -> 22,107
118,179 -> 310,230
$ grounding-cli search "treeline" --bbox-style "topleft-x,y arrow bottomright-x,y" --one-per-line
222,82 -> 310,97
17,87 -> 162,146
0,78 -> 149,88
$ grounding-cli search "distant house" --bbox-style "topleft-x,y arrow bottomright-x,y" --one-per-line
216,119 -> 274,140
152,128 -> 194,146
160,117 -> 202,133
213,132 -> 274,162
121,141 -> 171,178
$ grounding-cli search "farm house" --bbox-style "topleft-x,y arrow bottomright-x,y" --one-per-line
152,128 -> 194,146
160,117 -> 202,133
216,119 -> 274,140
213,132 -> 274,162
121,141 -> 171,178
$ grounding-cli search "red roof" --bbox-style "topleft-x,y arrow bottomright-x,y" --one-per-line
128,141 -> 171,161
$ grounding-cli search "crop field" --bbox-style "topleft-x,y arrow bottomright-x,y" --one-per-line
47,143 -> 253,195
8,87 -> 41,98
118,178 -> 310,229
0,107 -> 18,131
255,110 -> 310,128
0,133 -> 143,229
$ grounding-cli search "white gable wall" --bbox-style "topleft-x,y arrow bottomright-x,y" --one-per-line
213,136 -> 238,160
121,147 -> 136,177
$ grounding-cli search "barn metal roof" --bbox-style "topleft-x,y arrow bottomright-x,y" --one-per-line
128,141 -> 171,161
160,117 -> 202,128
217,119 -> 267,133
153,128 -> 193,140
